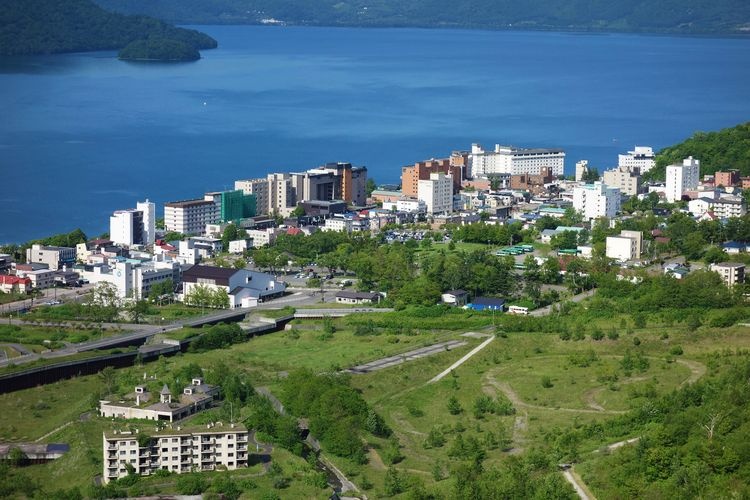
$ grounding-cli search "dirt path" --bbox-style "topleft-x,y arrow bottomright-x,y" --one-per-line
484,372 -> 627,415
564,467 -> 596,500
366,446 -> 386,471
676,358 -> 706,386
428,336 -> 494,384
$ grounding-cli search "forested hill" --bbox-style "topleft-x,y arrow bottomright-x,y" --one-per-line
93,0 -> 750,34
0,0 -> 217,57
649,122 -> 750,180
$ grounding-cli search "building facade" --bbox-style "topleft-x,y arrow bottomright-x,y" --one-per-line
710,262 -> 745,287
572,182 -> 621,220
164,199 -> 219,235
401,158 -> 464,197
102,423 -> 249,483
665,157 -> 700,203
234,178 -> 270,215
418,173 -> 453,214
603,166 -> 641,196
25,244 -> 76,271
469,143 -> 565,177
618,146 -> 655,173
110,200 -> 155,247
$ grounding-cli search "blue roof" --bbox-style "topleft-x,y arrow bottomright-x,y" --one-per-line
472,297 -> 506,306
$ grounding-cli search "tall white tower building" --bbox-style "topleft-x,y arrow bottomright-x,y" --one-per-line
665,157 -> 700,203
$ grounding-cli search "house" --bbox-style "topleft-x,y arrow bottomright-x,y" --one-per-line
99,378 -> 219,422
664,264 -> 689,279
181,265 -> 286,308
0,443 -> 69,465
466,297 -> 506,311
441,290 -> 469,307
723,241 -> 750,254
102,422 -> 249,483
335,291 -> 381,305
0,275 -> 31,294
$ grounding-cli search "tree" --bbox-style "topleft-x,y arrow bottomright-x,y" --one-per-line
384,466 -> 404,496
447,396 -> 462,415
365,178 -> 377,196
127,300 -> 151,324
99,366 -> 117,396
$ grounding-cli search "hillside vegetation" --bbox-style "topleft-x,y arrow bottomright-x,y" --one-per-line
0,0 -> 217,56
649,122 -> 750,180
93,0 -> 750,34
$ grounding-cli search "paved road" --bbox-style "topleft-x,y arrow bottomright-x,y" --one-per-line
428,336 -> 495,383
345,340 -> 467,374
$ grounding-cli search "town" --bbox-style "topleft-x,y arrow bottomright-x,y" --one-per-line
1,131 -> 750,499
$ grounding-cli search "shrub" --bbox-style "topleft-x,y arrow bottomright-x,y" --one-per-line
541,376 -> 553,388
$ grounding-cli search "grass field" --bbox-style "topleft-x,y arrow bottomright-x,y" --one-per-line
2,308 -> 749,498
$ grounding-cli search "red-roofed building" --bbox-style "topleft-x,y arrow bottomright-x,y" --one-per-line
0,275 -> 32,294
286,227 -> 302,236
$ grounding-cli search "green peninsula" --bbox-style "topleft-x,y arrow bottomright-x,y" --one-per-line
0,0 -> 217,57
119,38 -> 200,61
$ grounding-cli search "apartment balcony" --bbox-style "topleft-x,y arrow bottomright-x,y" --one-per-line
106,445 -> 118,450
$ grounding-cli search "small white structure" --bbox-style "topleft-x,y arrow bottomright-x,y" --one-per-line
228,239 -> 251,254
335,291 -> 381,305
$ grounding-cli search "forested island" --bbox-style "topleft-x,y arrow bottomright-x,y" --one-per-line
0,0 -> 217,59
93,0 -> 750,35
119,38 -> 200,61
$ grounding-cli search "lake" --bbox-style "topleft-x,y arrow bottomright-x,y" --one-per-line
1,26 -> 749,242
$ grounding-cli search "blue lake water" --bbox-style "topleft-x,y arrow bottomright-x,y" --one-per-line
1,26 -> 749,243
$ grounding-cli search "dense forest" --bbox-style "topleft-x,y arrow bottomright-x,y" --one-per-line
119,38 -> 200,61
0,0 -> 217,56
649,122 -> 750,180
93,0 -> 750,34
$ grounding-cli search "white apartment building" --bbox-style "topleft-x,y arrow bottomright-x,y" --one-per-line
110,200 -> 156,247
15,267 -> 56,289
618,146 -> 656,174
235,178 -> 270,215
164,199 -> 219,235
25,244 -> 76,270
603,166 -> 641,196
470,143 -> 565,177
572,182 -> 621,220
710,262 -> 745,287
77,259 -> 181,300
689,196 -> 746,219
102,422 -> 249,483
267,173 -> 297,217
665,157 -> 700,203
606,230 -> 643,262
418,173 -> 453,214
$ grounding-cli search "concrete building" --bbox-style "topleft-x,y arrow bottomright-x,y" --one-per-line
509,167 -> 554,194
181,265 -> 286,308
76,259 -> 181,300
100,378 -> 219,422
618,146 -> 655,174
382,197 -> 426,213
572,182 -> 621,220
102,422 -> 249,483
246,228 -> 282,248
25,244 -> 76,271
291,162 -> 368,207
110,200 -> 156,247
710,262 -> 745,287
606,230 -> 643,262
204,190 -> 257,223
469,143 -> 565,177
603,166 -> 641,196
666,157 -> 700,203
234,178 -> 270,215
715,170 -> 740,188
164,199 -> 219,235
334,291 -> 381,305
401,158 -> 464,197
689,196 -> 746,218
418,173 -> 453,214
14,266 -> 55,289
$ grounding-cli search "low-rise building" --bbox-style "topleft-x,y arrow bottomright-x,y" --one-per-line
181,265 -> 286,308
100,378 -> 219,422
710,262 -> 745,287
441,290 -> 469,307
335,291 -> 381,305
0,275 -> 31,294
25,244 -> 76,271
102,422 -> 249,483
14,265 -> 56,289
466,297 -> 506,311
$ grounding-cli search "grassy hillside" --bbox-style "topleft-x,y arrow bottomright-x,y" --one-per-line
649,122 -> 750,180
0,0 -> 217,56
94,0 -> 750,34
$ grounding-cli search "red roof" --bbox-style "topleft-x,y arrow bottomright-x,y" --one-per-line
286,227 -> 302,236
0,275 -> 31,285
